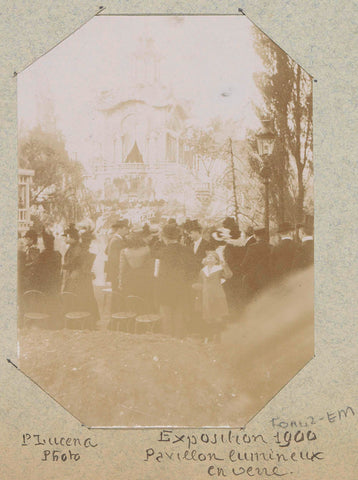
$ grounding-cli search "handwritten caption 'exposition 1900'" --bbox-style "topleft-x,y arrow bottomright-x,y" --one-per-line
145,429 -> 322,477
143,406 -> 355,477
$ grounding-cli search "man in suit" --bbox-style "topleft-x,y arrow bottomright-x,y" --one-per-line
105,220 -> 129,313
241,227 -> 272,298
220,220 -> 246,316
187,220 -> 210,279
272,222 -> 300,280
157,223 -> 195,338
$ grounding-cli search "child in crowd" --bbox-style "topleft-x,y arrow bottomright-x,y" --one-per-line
198,251 -> 232,343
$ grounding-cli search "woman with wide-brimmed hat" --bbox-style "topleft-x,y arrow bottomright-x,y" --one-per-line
196,250 -> 232,343
61,224 -> 82,294
218,217 -> 247,318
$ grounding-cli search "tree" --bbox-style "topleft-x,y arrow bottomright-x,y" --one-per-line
19,126 -> 95,225
251,27 -> 313,224
184,119 -> 264,227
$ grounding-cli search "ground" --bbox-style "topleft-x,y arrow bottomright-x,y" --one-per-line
18,267 -> 314,427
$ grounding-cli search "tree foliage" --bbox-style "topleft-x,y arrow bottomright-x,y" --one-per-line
19,126 -> 96,225
184,119 -> 264,227
250,27 -> 313,224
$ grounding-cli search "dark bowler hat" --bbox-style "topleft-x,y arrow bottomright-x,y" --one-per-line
182,219 -> 193,232
222,216 -> 241,239
111,219 -> 129,230
186,219 -> 202,233
63,224 -> 79,240
162,223 -> 181,241
223,216 -> 237,230
277,222 -> 294,234
24,229 -> 38,243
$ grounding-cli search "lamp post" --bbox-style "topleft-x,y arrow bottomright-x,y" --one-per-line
256,120 -> 275,242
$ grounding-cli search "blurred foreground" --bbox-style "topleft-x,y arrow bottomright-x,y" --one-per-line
19,266 -> 313,427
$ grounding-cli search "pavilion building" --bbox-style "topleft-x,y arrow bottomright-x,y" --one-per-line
86,37 -> 199,204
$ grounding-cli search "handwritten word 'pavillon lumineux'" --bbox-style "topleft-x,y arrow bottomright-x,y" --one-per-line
144,448 -> 324,464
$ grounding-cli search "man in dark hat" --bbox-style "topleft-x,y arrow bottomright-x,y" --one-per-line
186,219 -> 210,278
240,227 -> 272,298
35,229 -> 62,295
156,223 -> 195,338
183,219 -> 211,334
272,222 -> 300,279
22,229 -> 40,292
31,229 -> 63,328
105,220 -> 129,313
142,224 -> 163,258
293,214 -> 314,269
222,217 -> 241,239
181,218 -> 194,248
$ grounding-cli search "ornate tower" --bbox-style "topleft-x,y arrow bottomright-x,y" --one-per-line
132,37 -> 162,86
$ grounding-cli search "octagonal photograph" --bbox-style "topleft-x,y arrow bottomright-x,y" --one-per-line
17,14 -> 314,427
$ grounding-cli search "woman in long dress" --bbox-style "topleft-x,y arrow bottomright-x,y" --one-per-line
198,251 -> 232,343
62,225 -> 100,327
62,224 -> 82,294
221,218 -> 246,317
35,229 -> 62,296
34,229 -> 62,328
77,230 -> 100,326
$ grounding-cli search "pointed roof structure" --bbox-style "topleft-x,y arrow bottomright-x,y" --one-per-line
125,142 -> 143,163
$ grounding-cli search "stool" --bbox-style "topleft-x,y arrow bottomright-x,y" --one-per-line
22,290 -> 50,329
65,311 -> 91,330
111,312 -> 137,332
135,314 -> 161,334
23,312 -> 51,329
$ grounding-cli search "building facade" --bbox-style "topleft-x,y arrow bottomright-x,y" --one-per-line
85,38 -> 200,204
18,168 -> 34,233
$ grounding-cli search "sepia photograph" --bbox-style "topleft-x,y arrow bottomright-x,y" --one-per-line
17,14 -> 314,427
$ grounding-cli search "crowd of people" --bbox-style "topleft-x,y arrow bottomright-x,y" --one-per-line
17,213 -> 314,342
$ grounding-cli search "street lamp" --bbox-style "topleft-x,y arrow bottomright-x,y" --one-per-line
256,120 -> 275,242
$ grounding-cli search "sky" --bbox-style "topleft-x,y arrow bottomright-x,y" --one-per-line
18,15 -> 264,165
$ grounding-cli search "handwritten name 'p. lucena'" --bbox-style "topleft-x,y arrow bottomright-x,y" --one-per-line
22,434 -> 98,448
21,434 -> 98,462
